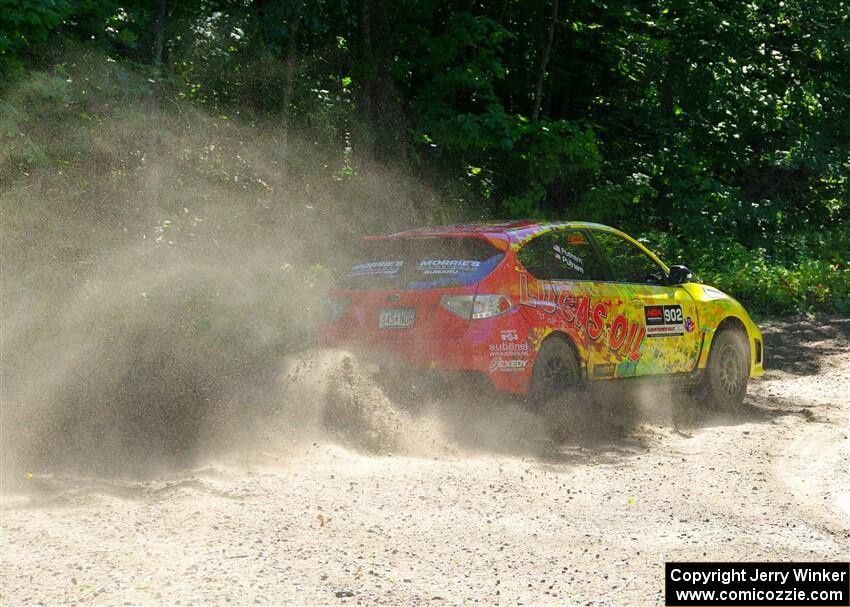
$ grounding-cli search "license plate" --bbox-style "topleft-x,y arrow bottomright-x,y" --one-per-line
379,308 -> 415,329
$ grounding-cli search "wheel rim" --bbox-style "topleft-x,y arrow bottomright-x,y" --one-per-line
717,343 -> 744,395
541,354 -> 572,391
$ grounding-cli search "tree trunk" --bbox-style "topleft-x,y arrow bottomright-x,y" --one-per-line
543,14 -> 561,119
497,0 -> 510,25
363,0 -> 392,122
281,0 -> 304,149
153,0 -> 167,70
149,0 -> 168,233
358,0 -> 402,158
532,0 -> 559,122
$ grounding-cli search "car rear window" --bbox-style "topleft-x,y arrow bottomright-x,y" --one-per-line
341,237 -> 505,290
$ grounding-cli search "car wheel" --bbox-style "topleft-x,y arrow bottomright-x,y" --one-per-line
700,329 -> 750,410
529,336 -> 581,404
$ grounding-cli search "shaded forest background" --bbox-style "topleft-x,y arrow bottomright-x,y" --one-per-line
2,0 -> 849,316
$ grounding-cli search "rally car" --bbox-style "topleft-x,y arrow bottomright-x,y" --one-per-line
317,221 -> 764,408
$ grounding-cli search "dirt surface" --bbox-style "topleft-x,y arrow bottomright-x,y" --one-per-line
2,318 -> 849,606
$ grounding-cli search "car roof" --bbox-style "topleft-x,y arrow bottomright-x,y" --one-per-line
367,220 -> 619,250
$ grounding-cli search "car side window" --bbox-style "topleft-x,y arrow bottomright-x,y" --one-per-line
591,231 -> 665,284
517,230 -> 607,281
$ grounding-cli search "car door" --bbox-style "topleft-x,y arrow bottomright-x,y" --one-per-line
514,228 -> 610,372
589,229 -> 701,377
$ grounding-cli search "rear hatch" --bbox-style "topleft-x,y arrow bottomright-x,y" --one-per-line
331,236 -> 506,340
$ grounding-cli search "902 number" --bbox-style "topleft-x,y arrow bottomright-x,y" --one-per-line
664,307 -> 683,323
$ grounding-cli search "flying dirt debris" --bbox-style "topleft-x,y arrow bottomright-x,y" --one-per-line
2,319 -> 849,605
2,55 -> 848,607
323,355 -> 412,454
0,62 -> 435,481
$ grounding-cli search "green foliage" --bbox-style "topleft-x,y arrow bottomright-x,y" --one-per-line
0,0 -> 72,76
701,251 -> 849,318
2,0 -> 848,317
644,225 -> 850,318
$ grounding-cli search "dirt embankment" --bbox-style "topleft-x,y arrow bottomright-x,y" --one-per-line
1,318 -> 848,606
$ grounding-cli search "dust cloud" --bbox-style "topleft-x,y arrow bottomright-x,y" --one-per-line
1,51 -> 682,491
0,51 -> 448,485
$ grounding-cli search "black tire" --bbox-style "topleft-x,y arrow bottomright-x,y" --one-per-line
528,336 -> 582,404
699,329 -> 750,410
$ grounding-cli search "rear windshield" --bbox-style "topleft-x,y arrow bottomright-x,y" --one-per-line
341,237 -> 505,290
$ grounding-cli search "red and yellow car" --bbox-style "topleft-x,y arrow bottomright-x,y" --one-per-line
318,221 -> 764,408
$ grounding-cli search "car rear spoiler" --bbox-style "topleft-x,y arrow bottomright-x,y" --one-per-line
363,230 -> 511,252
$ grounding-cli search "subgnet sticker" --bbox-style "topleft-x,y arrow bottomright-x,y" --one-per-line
644,304 -> 684,337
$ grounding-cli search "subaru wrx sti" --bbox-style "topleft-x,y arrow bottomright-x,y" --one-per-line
318,221 -> 764,408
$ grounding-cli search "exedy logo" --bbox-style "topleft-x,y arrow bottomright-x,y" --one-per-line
489,357 -> 529,373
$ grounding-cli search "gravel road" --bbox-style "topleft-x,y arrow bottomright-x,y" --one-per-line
2,318 -> 848,606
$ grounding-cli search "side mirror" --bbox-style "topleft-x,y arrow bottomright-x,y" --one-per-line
666,265 -> 694,286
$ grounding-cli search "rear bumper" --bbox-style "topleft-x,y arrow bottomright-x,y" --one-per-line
316,333 -> 484,369
316,311 -> 534,394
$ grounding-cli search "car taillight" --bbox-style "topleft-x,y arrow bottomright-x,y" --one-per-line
440,294 -> 513,320
325,297 -> 351,322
